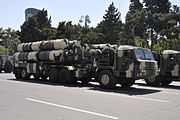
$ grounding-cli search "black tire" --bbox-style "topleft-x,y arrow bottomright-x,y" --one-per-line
14,68 -> 22,79
80,75 -> 92,84
98,70 -> 117,89
4,69 -> 8,73
81,78 -> 90,84
33,69 -> 41,80
4,70 -> 12,73
161,77 -> 172,86
59,68 -> 73,84
21,68 -> 30,80
145,76 -> 160,86
33,74 -> 40,80
41,75 -> 48,80
119,79 -> 135,88
48,68 -> 59,82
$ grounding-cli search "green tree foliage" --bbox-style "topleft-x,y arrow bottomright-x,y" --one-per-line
119,23 -> 135,45
80,27 -> 105,44
0,28 -> 20,55
125,0 -> 180,51
171,5 -> 180,13
155,11 -> 180,50
141,0 -> 171,49
56,21 -> 82,40
20,9 -> 55,43
122,9 -> 149,46
56,21 -> 105,44
0,45 -> 8,55
97,2 -> 122,44
143,0 -> 171,13
129,0 -> 143,14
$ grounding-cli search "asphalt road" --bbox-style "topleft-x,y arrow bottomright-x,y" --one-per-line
1,73 -> 180,120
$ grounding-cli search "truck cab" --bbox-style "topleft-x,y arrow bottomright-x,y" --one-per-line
94,45 -> 158,88
117,45 -> 157,79
0,55 -> 13,73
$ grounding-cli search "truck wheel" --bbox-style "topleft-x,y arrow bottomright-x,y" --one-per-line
145,77 -> 160,86
21,68 -> 30,80
80,75 -> 92,84
41,75 -> 48,80
49,68 -> 59,82
119,79 -> 135,88
98,70 -> 117,89
161,78 -> 172,86
4,69 -> 8,73
59,68 -> 73,84
33,74 -> 40,80
33,70 -> 41,80
14,68 -> 22,79
4,69 -> 12,73
81,78 -> 90,84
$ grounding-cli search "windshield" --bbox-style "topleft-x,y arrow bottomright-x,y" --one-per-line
143,50 -> 154,60
134,49 -> 154,60
134,49 -> 145,60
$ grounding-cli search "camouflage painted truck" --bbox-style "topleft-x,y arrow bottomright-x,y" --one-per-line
13,39 -> 158,89
148,50 -> 180,86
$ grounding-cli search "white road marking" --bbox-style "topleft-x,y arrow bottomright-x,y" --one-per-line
2,80 -> 23,84
26,98 -> 119,120
163,92 -> 180,95
86,91 -> 171,103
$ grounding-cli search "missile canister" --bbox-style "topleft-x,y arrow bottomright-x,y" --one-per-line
14,50 -> 64,62
17,38 -> 69,52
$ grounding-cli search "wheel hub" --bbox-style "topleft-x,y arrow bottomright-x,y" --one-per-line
101,75 -> 110,85
22,69 -> 26,77
147,76 -> 156,82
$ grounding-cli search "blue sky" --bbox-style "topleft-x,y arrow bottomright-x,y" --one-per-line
0,0 -> 179,30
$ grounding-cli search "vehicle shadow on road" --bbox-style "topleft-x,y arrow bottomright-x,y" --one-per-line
7,78 -> 161,95
7,78 -> 99,88
135,82 -> 180,90
88,85 -> 161,96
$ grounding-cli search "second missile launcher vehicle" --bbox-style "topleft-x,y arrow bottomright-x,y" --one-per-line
148,50 -> 180,86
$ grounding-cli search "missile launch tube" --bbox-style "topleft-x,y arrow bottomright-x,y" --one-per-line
17,38 -> 69,52
14,50 -> 64,61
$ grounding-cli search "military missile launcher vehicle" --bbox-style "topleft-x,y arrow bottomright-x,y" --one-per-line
148,50 -> 180,86
13,39 -> 157,89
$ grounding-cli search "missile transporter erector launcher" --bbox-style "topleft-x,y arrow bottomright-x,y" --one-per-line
13,39 -> 157,89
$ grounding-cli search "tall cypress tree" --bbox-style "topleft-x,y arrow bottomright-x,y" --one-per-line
143,0 -> 171,13
97,2 -> 122,44
129,0 -> 143,14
